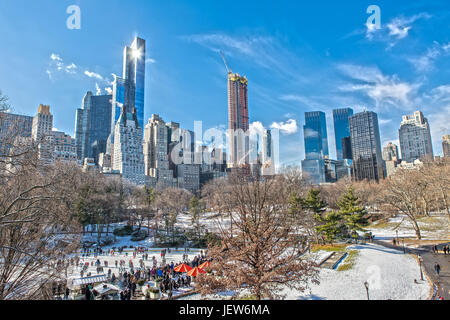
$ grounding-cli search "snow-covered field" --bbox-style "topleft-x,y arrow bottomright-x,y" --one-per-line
367,215 -> 449,241
180,243 -> 431,300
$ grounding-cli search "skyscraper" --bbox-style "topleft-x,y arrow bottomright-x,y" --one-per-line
143,114 -> 176,187
349,111 -> 384,182
301,111 -> 328,184
227,72 -> 249,168
112,106 -> 145,185
333,108 -> 353,160
382,142 -> 399,161
123,37 -> 146,133
443,135 -> 450,158
399,111 -> 433,163
75,91 -> 112,163
107,36 -> 146,157
32,104 -> 53,142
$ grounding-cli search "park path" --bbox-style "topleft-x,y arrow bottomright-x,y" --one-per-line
373,239 -> 449,300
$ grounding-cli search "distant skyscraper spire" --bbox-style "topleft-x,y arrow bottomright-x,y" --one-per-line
227,72 -> 249,168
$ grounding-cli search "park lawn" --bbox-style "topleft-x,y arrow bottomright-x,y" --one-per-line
311,243 -> 350,253
337,250 -> 359,271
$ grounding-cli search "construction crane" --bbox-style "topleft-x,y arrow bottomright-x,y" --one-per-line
219,50 -> 232,74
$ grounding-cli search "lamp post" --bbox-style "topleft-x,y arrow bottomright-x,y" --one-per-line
364,281 -> 370,300
418,255 -> 424,281
396,230 -> 398,244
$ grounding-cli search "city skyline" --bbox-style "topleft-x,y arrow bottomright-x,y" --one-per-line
0,0 -> 449,166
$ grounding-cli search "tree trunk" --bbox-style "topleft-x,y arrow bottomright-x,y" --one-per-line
411,219 -> 422,240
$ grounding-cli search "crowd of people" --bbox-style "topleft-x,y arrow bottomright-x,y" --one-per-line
68,246 -> 211,300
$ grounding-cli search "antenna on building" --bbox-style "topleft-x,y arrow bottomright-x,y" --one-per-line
219,50 -> 232,74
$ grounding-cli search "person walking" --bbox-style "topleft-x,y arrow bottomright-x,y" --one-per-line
434,263 -> 441,277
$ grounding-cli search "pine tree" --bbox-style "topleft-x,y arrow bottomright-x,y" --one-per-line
301,189 -> 328,243
315,211 -> 344,243
337,187 -> 369,243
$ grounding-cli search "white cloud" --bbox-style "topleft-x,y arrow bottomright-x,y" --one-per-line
65,63 -> 77,74
50,53 -> 62,62
408,42 -> 450,72
249,121 -> 266,136
84,70 -> 103,80
95,83 -> 102,95
364,13 -> 432,48
337,64 -> 417,108
146,58 -> 156,64
105,87 -> 113,95
270,119 -> 298,135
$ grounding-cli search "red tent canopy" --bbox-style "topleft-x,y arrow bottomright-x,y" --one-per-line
187,267 -> 207,277
198,261 -> 211,269
174,263 -> 193,273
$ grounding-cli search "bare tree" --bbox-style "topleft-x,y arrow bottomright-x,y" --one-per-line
0,139 -> 82,299
195,173 -> 319,300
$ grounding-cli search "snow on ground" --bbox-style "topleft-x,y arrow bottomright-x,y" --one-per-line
367,215 -> 449,241
180,243 -> 430,300
292,244 -> 430,300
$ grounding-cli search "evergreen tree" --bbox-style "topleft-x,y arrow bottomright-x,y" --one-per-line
301,189 -> 328,243
337,187 -> 369,243
315,211 -> 344,243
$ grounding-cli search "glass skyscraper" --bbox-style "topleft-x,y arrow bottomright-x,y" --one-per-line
333,108 -> 353,160
302,111 -> 329,184
75,91 -> 112,163
349,111 -> 384,182
123,37 -> 146,132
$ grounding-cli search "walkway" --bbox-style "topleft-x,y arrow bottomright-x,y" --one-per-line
373,239 -> 449,300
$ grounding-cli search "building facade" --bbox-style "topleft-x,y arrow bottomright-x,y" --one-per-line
227,72 -> 249,168
302,111 -> 329,184
399,111 -> 433,163
107,37 -> 146,159
75,91 -> 112,163
442,135 -> 450,158
32,105 -> 53,142
349,111 -> 384,182
333,108 -> 354,160
112,107 -> 145,185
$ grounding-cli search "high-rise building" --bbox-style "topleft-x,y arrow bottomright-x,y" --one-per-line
349,111 -> 384,182
227,72 -> 249,168
382,142 -> 399,161
0,112 -> 33,139
177,164 -> 200,194
333,108 -> 354,160
112,106 -> 145,185
107,36 -> 146,158
301,111 -> 328,184
50,131 -> 78,163
0,111 -> 33,155
75,91 -> 112,163
123,37 -> 146,132
341,136 -> 353,160
399,110 -> 433,163
32,105 -> 53,142
143,114 -> 176,187
383,142 -> 400,177
443,135 -> 450,158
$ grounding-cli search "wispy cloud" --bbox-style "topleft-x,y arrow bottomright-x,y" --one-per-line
408,41 -> 450,72
363,13 -> 432,49
84,70 -> 103,80
336,63 -> 419,109
47,53 -> 78,77
270,119 -> 298,135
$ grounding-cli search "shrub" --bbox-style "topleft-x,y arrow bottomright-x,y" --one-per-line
113,226 -> 134,237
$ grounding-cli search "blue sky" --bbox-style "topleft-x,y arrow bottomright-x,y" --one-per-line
0,0 -> 449,164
